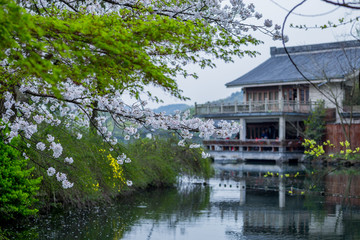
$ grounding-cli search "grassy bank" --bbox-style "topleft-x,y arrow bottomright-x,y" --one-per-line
22,126 -> 212,211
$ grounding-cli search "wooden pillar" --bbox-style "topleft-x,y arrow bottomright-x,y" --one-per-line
279,116 -> 286,141
295,87 -> 300,112
279,116 -> 286,153
265,98 -> 268,112
240,118 -> 246,141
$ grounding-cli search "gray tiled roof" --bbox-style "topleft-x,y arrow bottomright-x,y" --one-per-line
226,40 -> 360,88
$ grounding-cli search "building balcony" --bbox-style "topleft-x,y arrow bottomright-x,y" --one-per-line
195,100 -> 318,118
203,139 -> 305,162
203,139 -> 304,153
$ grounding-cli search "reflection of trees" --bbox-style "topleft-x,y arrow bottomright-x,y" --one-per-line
140,184 -> 211,222
11,164 -> 360,239
14,185 -> 210,239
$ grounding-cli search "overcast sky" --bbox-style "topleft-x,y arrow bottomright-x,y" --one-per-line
127,0 -> 358,109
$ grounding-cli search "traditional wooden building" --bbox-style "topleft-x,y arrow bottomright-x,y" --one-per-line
195,40 -> 360,162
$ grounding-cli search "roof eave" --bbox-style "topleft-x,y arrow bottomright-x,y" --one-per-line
226,78 -> 345,88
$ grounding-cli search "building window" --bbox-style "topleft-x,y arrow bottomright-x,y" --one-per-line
246,87 -> 279,102
300,87 -> 309,102
284,91 -> 288,101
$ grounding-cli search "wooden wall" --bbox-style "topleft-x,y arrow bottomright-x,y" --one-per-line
324,123 -> 360,153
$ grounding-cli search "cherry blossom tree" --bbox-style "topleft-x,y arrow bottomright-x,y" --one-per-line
0,0 -> 284,188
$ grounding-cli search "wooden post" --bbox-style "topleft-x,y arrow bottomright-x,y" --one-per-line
296,100 -> 300,112
249,99 -> 252,112
194,102 -> 197,115
234,101 -> 238,113
265,98 -> 268,112
279,116 -> 286,153
279,116 -> 285,141
240,118 -> 246,141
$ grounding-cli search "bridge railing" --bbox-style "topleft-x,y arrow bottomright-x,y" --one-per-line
203,139 -> 304,153
195,100 -> 317,115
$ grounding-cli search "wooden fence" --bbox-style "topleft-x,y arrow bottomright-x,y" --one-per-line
324,124 -> 360,152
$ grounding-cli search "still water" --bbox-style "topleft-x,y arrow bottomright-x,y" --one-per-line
17,163 -> 360,239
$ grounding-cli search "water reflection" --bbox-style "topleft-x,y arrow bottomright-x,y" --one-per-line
211,163 -> 360,239
213,163 -> 306,208
9,163 -> 360,240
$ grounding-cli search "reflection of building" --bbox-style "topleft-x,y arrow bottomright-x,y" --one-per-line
211,163 -> 306,208
211,163 -> 360,238
324,173 -> 360,206
195,40 -> 360,162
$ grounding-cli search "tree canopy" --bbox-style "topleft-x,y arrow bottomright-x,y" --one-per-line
1,0 -> 286,188
1,0 -> 284,100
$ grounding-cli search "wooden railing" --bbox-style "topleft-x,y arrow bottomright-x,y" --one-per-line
195,100 -> 317,115
203,139 -> 304,152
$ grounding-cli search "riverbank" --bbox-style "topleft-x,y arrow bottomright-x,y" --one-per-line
35,135 -> 212,210
4,162 -> 360,240
0,126 -> 213,226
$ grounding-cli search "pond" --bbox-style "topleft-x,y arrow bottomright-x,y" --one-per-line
10,163 -> 360,239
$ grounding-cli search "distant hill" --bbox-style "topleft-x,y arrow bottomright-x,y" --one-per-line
153,103 -> 190,115
207,91 -> 243,104
153,91 -> 243,114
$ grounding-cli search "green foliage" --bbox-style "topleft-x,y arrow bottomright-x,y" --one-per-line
304,100 -> 326,144
303,139 -> 360,160
124,136 -> 212,188
25,124 -> 212,207
26,126 -> 126,206
0,138 -> 42,221
0,0 -> 260,100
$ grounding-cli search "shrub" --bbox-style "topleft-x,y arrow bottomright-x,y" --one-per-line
0,139 -> 42,222
304,100 -> 326,144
